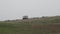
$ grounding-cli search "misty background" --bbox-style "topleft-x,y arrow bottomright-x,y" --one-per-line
0,0 -> 60,20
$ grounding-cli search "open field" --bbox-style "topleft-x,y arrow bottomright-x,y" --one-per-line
0,23 -> 60,34
0,16 -> 60,34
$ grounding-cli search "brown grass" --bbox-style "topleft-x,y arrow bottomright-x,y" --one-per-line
32,24 -> 60,34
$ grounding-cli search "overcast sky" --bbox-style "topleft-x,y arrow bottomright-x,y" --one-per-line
0,0 -> 60,20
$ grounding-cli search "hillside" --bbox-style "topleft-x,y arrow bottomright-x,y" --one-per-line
0,16 -> 60,34
2,16 -> 60,24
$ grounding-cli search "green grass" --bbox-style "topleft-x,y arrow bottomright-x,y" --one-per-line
0,23 -> 60,34
0,16 -> 60,34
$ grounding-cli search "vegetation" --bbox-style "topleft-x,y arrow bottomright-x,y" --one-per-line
0,16 -> 60,34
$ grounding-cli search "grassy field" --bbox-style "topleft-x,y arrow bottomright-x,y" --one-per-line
0,16 -> 60,34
